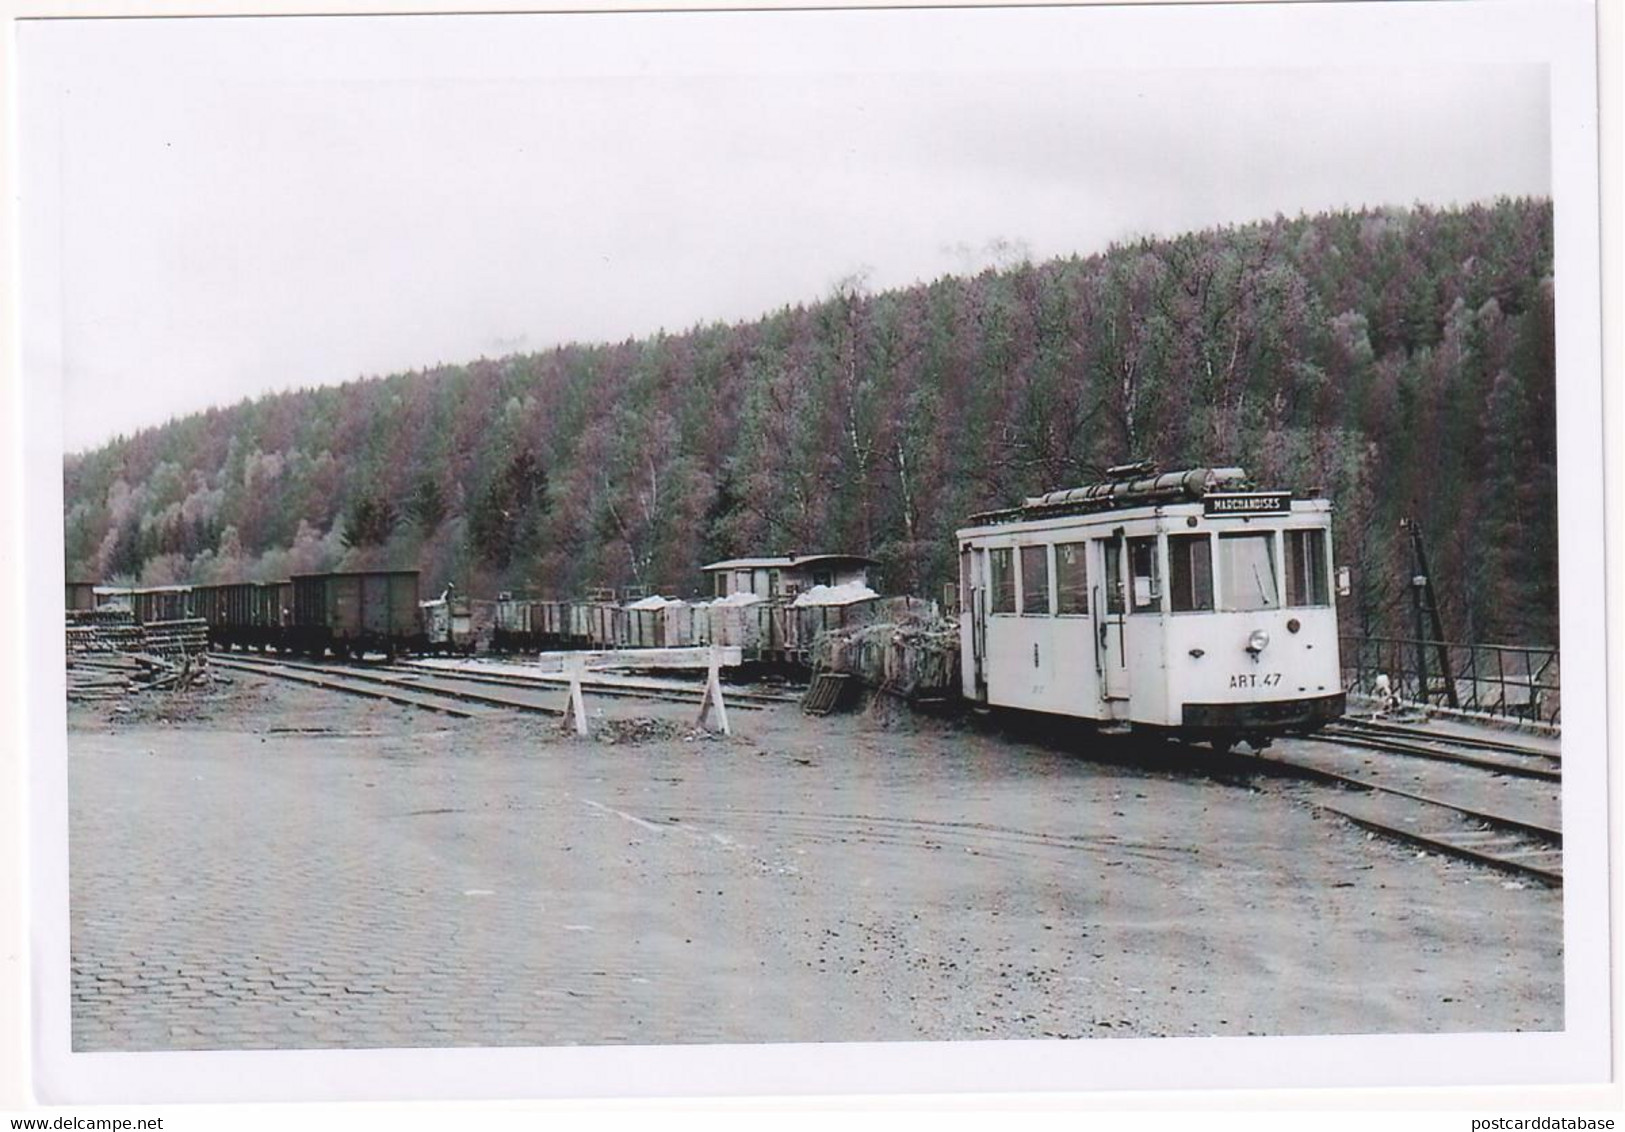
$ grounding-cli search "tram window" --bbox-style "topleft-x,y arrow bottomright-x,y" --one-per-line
1219,532 -> 1280,611
959,548 -> 972,613
1286,529 -> 1330,606
989,548 -> 1016,614
1168,533 -> 1214,612
1128,536 -> 1161,613
1103,541 -> 1125,613
1056,542 -> 1088,614
1020,546 -> 1050,614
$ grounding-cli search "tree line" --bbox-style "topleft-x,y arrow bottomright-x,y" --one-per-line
63,197 -> 1558,646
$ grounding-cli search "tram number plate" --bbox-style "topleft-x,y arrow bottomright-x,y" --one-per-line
1230,672 -> 1283,689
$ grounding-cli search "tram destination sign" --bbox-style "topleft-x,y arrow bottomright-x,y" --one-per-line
1203,491 -> 1293,516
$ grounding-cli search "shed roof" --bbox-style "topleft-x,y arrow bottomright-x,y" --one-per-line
701,553 -> 877,572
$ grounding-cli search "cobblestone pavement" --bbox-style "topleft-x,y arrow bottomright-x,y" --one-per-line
67,675 -> 1564,1050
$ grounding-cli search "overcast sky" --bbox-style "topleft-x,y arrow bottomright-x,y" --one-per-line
19,4 -> 1557,453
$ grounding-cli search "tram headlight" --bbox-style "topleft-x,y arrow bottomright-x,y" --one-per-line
1246,629 -> 1271,655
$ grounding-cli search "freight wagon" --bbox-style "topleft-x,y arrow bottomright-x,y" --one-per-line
289,571 -> 423,658
490,592 -> 892,664
192,582 -> 284,650
66,581 -> 98,612
92,584 -> 195,625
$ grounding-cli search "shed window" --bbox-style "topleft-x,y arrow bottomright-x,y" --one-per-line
1020,546 -> 1050,614
1128,536 -> 1161,613
989,548 -> 1016,614
714,573 -> 727,598
1219,533 -> 1280,611
812,569 -> 834,588
1055,542 -> 1088,614
1168,534 -> 1214,612
1286,529 -> 1330,607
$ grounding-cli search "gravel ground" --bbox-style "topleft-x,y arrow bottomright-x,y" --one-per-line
66,671 -> 1564,1051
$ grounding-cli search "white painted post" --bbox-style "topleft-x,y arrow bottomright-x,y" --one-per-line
568,655 -> 589,737
697,643 -> 731,736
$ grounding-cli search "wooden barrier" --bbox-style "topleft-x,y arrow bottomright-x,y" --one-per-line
554,645 -> 736,737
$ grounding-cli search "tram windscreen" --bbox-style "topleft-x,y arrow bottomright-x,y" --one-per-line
1169,533 -> 1214,612
1218,533 -> 1280,611
1128,537 -> 1160,612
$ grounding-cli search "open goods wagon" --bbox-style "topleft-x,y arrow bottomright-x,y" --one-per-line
192,582 -> 285,650
91,584 -> 195,625
289,571 -> 423,657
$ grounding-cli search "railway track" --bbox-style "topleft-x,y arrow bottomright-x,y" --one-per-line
1331,715 -> 1559,760
212,652 -> 1560,884
1233,723 -> 1563,887
1315,720 -> 1560,782
210,654 -> 491,718
211,653 -> 564,718
1313,802 -> 1561,887
401,658 -> 801,708
211,651 -> 792,716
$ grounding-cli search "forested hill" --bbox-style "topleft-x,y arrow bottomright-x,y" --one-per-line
63,197 -> 1557,646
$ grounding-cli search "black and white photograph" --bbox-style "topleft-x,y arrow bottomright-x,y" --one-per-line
7,0 -> 1613,1110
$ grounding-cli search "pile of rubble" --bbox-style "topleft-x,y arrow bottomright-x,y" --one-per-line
66,651 -> 210,702
587,717 -> 721,745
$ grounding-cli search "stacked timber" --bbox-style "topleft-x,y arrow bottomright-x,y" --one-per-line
139,618 -> 211,658
68,609 -> 209,660
810,606 -> 960,700
65,608 -> 145,654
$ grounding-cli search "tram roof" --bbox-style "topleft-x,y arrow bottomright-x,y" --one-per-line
961,466 -> 1330,533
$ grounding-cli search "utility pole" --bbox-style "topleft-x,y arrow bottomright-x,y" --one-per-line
1399,518 -> 1459,709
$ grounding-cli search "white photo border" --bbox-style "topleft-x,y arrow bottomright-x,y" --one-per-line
6,0 -> 1613,1107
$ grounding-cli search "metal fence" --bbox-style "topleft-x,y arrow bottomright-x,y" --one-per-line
1340,635 -> 1561,724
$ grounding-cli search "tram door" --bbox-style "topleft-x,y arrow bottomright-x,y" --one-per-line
1095,537 -> 1130,703
964,546 -> 987,700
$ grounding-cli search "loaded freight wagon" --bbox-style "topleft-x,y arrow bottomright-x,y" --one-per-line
419,588 -> 476,655
94,584 -> 195,625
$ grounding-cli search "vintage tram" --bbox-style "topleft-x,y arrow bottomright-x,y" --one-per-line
956,465 -> 1344,750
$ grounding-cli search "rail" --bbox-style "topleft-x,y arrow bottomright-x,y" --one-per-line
1340,635 -> 1560,725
